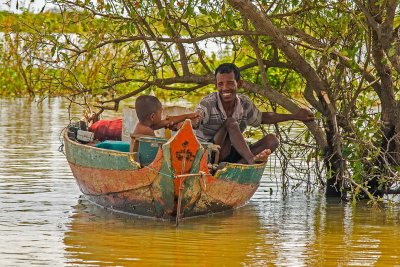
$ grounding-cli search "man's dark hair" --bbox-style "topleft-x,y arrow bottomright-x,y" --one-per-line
214,63 -> 241,81
135,95 -> 162,122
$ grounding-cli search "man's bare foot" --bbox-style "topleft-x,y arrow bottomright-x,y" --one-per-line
253,149 -> 271,163
238,149 -> 272,165
216,162 -> 228,171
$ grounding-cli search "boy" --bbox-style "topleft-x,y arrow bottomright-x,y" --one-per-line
131,95 -> 199,150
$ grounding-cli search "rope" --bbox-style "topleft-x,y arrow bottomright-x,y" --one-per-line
142,164 -> 175,179
143,162 -> 212,180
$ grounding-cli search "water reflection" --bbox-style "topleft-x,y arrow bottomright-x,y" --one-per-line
64,198 -> 267,267
0,98 -> 81,266
1,98 -> 400,266
63,193 -> 400,267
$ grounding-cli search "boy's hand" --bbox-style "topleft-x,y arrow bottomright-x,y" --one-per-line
163,112 -> 201,130
164,117 -> 175,128
164,119 -> 182,131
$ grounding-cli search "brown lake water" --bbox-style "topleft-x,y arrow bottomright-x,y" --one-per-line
1,98 -> 400,267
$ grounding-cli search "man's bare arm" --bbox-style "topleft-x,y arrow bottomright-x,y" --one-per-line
261,108 -> 315,124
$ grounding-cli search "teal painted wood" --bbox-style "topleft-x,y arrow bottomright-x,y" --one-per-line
138,137 -> 167,166
189,144 -> 205,174
215,163 -> 266,184
180,142 -> 205,213
151,147 -> 175,218
65,136 -> 139,170
95,140 -> 130,152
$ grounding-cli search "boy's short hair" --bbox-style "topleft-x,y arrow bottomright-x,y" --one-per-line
135,95 -> 162,122
215,63 -> 241,81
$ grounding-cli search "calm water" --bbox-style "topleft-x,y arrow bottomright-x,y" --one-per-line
1,98 -> 400,267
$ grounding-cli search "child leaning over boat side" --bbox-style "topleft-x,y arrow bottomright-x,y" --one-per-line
130,95 -> 199,151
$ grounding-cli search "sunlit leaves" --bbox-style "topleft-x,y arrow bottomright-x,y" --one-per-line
225,10 -> 236,29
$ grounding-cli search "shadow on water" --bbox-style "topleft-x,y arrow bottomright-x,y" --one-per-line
1,98 -> 400,266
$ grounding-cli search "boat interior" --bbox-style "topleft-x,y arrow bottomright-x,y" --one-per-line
66,105 -> 220,170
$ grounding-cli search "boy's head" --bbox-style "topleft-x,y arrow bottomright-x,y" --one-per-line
135,95 -> 162,123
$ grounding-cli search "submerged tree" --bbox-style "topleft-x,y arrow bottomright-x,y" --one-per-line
5,0 -> 400,200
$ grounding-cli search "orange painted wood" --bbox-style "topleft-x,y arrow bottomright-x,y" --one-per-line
169,120 -> 200,175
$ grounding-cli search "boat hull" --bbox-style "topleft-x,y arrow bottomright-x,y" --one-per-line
64,120 -> 266,220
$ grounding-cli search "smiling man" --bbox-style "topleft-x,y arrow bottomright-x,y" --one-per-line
192,63 -> 315,165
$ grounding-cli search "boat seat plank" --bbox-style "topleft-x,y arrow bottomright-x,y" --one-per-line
95,140 -> 130,152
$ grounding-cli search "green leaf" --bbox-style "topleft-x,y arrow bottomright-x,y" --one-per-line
388,47 -> 396,58
199,7 -> 207,15
394,16 -> 400,28
226,11 -> 236,28
51,45 -> 56,57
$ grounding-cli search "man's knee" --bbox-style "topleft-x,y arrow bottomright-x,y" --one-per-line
263,133 -> 279,152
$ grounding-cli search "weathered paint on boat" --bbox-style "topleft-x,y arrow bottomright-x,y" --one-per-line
64,120 -> 267,220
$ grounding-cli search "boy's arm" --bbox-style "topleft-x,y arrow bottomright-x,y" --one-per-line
151,115 -> 192,130
166,112 -> 199,125
152,119 -> 172,130
162,112 -> 200,131
152,113 -> 200,130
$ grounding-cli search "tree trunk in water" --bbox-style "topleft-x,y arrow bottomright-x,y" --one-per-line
368,23 -> 400,195
324,119 -> 345,197
380,107 -> 400,166
367,106 -> 400,196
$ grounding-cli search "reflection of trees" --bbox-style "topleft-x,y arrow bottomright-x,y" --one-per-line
254,193 -> 400,266
0,98 -> 62,172
0,98 -> 82,196
305,198 -> 400,266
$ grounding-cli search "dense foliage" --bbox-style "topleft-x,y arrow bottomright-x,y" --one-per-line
1,1 -> 400,202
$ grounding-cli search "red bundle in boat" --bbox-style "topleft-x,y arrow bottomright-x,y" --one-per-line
88,118 -> 122,141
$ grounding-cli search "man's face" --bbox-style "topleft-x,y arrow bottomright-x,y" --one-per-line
216,71 -> 241,104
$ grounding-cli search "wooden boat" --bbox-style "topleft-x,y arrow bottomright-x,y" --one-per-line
64,120 -> 267,223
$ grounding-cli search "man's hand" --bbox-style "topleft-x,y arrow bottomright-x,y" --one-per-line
294,108 -> 315,122
189,112 -> 201,128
